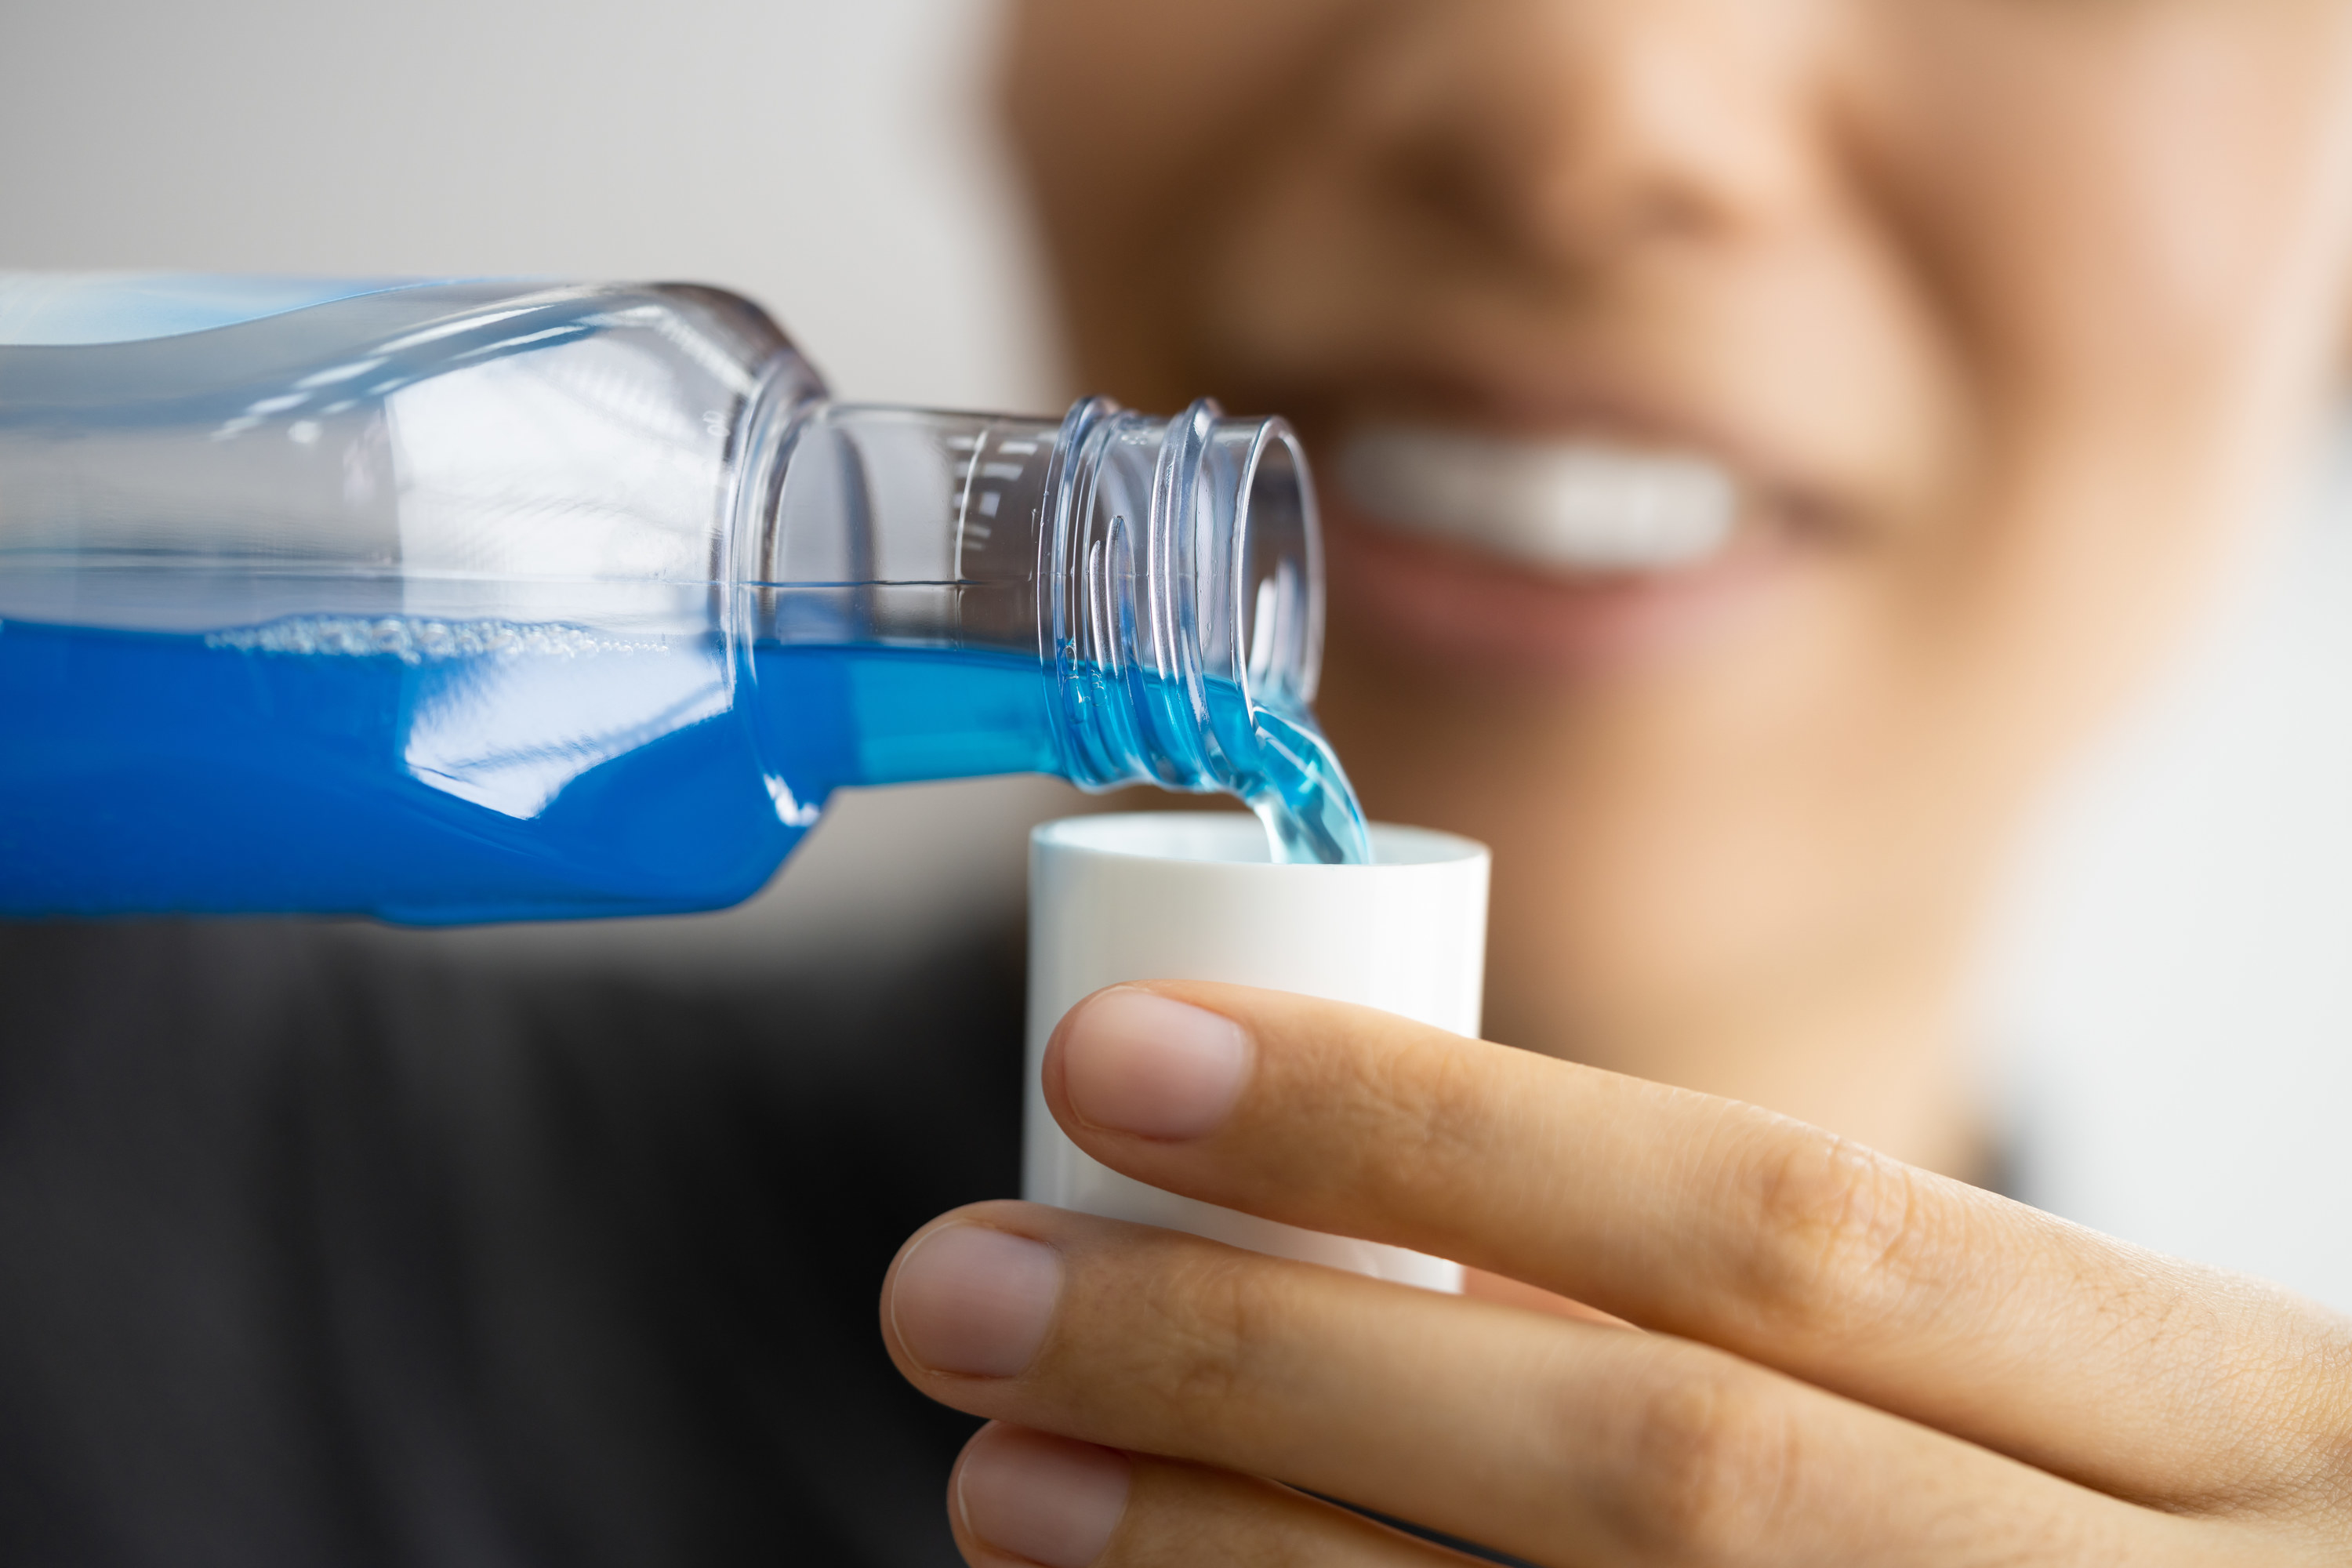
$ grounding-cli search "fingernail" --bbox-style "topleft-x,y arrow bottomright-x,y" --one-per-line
1062,988 -> 1250,1140
957,1425 -> 1131,1568
891,1225 -> 1061,1377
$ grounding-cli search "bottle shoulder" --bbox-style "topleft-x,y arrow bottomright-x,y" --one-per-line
0,281 -> 822,632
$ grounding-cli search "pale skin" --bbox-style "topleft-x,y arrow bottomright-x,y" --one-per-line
880,0 -> 2352,1560
885,983 -> 2352,1564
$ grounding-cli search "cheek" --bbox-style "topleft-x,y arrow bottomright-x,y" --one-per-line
1856,8 -> 2352,506
1000,0 -> 1369,314
1838,9 -> 2352,755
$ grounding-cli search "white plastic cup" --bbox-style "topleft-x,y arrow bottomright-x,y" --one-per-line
1025,812 -> 1490,1292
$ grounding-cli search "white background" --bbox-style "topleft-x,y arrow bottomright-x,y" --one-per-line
1982,431 -> 2352,1313
7,0 -> 2347,1309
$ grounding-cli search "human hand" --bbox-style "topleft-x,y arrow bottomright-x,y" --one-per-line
881,982 -> 2352,1566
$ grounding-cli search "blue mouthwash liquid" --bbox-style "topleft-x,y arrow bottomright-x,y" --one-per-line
0,275 -> 1368,919
0,616 -> 1367,924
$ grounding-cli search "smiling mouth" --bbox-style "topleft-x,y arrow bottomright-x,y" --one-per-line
1335,423 -> 1742,575
1316,417 -> 1837,673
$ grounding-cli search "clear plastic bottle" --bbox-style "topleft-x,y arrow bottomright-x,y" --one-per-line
0,275 -> 1368,922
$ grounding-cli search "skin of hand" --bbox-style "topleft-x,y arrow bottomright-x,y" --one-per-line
999,0 -> 2352,1178
884,984 -> 2352,1566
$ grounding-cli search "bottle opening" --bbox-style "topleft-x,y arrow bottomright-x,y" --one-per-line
1226,420 -> 1319,715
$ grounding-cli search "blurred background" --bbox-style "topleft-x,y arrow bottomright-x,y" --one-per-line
5,0 -> 2347,1309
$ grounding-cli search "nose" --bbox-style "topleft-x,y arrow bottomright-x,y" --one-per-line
1339,0 -> 1813,270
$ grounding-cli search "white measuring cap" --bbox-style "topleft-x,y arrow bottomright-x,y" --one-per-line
1025,811 -> 1490,1292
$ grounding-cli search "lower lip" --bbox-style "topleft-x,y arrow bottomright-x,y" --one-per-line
1321,498 -> 1802,679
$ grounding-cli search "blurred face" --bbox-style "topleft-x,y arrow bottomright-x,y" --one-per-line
1003,2 -> 2352,1102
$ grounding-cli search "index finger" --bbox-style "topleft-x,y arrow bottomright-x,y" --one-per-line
1040,982 -> 2351,1517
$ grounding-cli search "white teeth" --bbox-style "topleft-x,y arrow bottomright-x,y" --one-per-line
1337,423 -> 1740,572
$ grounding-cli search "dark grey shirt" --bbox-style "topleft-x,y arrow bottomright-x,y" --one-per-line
0,918 -> 1023,1567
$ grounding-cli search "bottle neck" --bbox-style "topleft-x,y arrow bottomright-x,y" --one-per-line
744,389 -> 1333,811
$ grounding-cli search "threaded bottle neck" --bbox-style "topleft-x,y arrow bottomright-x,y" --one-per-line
1042,398 -> 1366,863
743,388 -> 1365,862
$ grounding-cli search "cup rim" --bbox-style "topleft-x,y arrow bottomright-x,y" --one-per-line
1032,811 -> 1486,869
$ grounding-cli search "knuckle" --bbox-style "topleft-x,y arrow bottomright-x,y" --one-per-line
1345,1031 -> 1492,1214
1603,1366 -> 1803,1562
1137,1247 -> 1294,1419
1730,1123 -> 1947,1338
